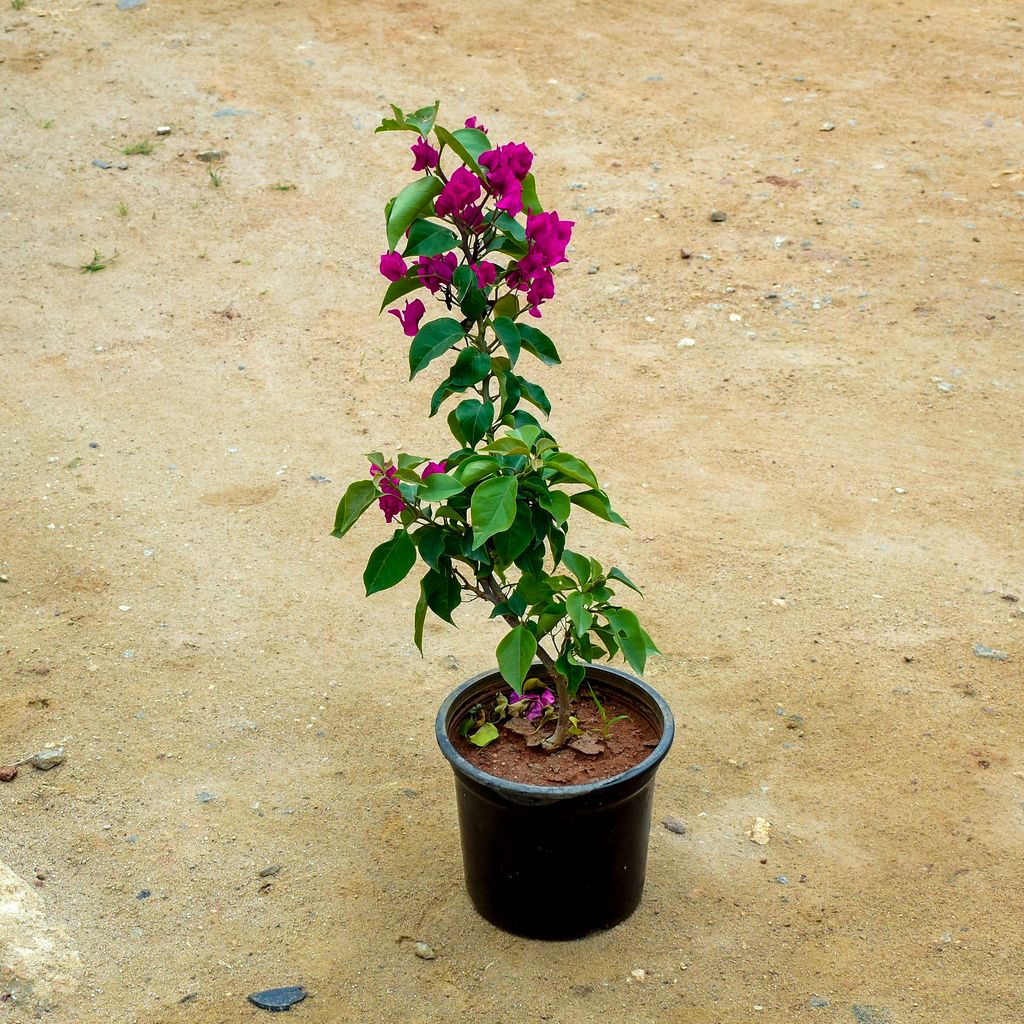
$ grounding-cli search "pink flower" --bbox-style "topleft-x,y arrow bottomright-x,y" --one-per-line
525,211 -> 573,266
410,136 -> 439,171
416,252 -> 458,294
379,251 -> 408,282
505,211 -> 573,316
464,116 -> 488,134
388,298 -> 425,337
470,261 -> 497,290
421,461 -> 446,478
370,464 -> 406,523
509,687 -> 555,721
479,142 -> 533,216
434,166 -> 483,227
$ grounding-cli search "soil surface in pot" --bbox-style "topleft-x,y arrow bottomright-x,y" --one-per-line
452,684 -> 661,786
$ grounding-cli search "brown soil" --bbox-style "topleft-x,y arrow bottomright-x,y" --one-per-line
454,685 -> 662,786
2,1 -> 1023,1022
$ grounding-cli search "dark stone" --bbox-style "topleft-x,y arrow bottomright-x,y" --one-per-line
0,765 -> 17,783
247,986 -> 307,1012
661,815 -> 687,835
709,210 -> 727,222
136,889 -> 151,899
89,442 -> 100,449
257,865 -> 281,878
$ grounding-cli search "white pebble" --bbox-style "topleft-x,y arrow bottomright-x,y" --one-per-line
677,337 -> 696,347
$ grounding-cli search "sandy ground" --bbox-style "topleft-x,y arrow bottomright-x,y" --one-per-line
2,0 -> 1023,1021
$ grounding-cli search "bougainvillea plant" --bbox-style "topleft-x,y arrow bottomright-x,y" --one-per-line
333,101 -> 657,752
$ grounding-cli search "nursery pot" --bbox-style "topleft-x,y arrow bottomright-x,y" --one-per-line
436,663 -> 674,941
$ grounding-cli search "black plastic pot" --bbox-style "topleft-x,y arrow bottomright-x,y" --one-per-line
436,663 -> 674,940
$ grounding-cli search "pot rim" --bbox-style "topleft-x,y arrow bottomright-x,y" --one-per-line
435,662 -> 675,800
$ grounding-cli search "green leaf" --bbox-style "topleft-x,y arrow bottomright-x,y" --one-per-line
491,294 -> 520,320
414,527 -> 446,571
396,453 -> 427,471
413,587 -> 427,654
409,318 -> 466,378
496,369 -> 522,419
608,567 -> 643,595
387,176 -> 444,251
452,127 -> 491,163
331,479 -> 378,539
363,529 -> 417,596
421,567 -> 461,623
434,125 -> 485,175
494,212 -> 526,241
406,101 -> 440,135
418,471 -> 465,502
517,377 -> 551,416
379,271 -> 423,314
447,346 -> 491,386
456,399 -> 494,447
469,722 -> 500,748
484,435 -> 531,456
570,489 -> 628,526
492,317 -> 521,366
520,172 -> 542,215
492,501 -> 536,565
561,550 -> 592,586
487,235 -> 530,258
471,476 -> 518,549
403,219 -> 459,257
454,455 -> 501,487
517,323 -> 560,365
496,625 -> 537,689
605,608 -> 647,674
565,591 -> 592,637
534,487 -> 570,527
544,452 -> 600,488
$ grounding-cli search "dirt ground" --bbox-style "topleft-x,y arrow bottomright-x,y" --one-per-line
2,0 -> 1022,1021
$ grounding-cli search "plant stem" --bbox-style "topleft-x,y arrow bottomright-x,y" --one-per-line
475,574 -> 571,751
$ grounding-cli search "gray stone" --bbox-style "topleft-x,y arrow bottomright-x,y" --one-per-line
196,790 -> 218,804
91,160 -> 112,170
973,644 -> 1008,661
257,866 -> 281,878
30,749 -> 65,771
414,941 -> 437,960
662,816 -> 687,835
709,210 -> 727,222
116,0 -> 146,8
247,986 -> 307,1012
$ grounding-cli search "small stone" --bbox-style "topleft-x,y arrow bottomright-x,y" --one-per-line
89,442 -> 99,449
156,125 -> 172,136
307,474 -> 331,484
414,941 -> 436,960
630,968 -> 646,982
92,159 -> 113,170
246,986 -> 307,1012
30,748 -> 65,771
0,574 -> 8,583
116,0 -> 146,8
443,654 -> 460,670
748,817 -> 772,845
587,265 -> 599,274
709,210 -> 727,222
852,1007 -> 894,1024
136,889 -> 151,899
662,816 -> 687,835
197,149 -> 225,163
196,790 -> 218,803
1001,593 -> 1019,602
820,122 -> 835,131
973,644 -> 1008,661
118,163 -> 129,171
258,865 -> 281,878
775,875 -> 789,885
937,381 -> 954,393
809,996 -> 830,1008
0,765 -> 17,783
677,337 -> 696,347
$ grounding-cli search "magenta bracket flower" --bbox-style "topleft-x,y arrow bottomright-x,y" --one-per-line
508,687 -> 555,721
388,298 -> 425,337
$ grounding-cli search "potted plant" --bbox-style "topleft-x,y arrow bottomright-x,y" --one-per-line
332,102 -> 674,940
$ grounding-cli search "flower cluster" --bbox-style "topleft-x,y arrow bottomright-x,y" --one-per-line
370,461 -> 445,522
478,142 -> 533,216
416,252 -> 458,294
435,167 -> 484,229
506,211 -> 575,317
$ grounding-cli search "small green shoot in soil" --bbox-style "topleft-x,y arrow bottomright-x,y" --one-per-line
269,182 -> 296,191
11,0 -> 26,10
80,249 -> 118,274
587,683 -> 631,740
38,118 -> 54,129
116,201 -> 129,218
208,168 -> 222,188
122,140 -> 153,156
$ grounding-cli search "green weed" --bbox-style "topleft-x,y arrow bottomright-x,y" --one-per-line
80,249 -> 118,274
